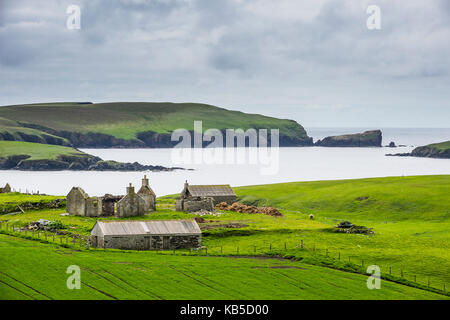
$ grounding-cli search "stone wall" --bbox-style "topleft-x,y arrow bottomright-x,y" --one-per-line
139,193 -> 156,211
176,197 -> 214,212
116,190 -> 145,218
85,197 -> 102,217
67,188 -> 87,216
209,195 -> 237,205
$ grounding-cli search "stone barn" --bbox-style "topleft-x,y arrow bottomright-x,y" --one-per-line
137,175 -> 156,211
89,220 -> 202,250
178,181 -> 237,206
116,184 -> 146,218
0,183 -> 11,193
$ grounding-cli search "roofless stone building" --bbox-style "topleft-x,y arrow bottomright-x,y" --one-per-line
89,220 -> 201,250
67,176 -> 156,217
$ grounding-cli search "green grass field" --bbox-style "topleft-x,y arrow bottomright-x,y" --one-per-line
0,234 -> 446,300
0,102 -> 309,141
1,175 -> 449,299
0,141 -> 85,160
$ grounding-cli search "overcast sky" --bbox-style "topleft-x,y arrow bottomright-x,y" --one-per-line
0,0 -> 449,127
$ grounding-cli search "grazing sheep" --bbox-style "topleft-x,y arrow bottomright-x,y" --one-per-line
309,214 -> 314,220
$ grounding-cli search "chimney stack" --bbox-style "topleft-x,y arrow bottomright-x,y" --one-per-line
142,175 -> 149,187
127,183 -> 134,196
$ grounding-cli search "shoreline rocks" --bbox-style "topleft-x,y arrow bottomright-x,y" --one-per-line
0,154 -> 185,172
386,141 -> 450,159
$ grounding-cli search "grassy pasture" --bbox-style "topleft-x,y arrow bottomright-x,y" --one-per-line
0,141 -> 84,160
0,234 -> 446,300
1,175 -> 449,299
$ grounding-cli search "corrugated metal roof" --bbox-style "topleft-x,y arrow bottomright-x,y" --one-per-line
94,220 -> 201,236
188,185 -> 236,197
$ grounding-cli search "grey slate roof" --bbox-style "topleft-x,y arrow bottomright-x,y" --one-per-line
93,220 -> 201,236
187,185 -> 236,197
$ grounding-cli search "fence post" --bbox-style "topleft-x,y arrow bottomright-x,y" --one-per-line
338,252 -> 340,260
362,260 -> 364,268
401,270 -> 403,278
269,243 -> 272,250
237,246 -> 239,254
221,246 -> 223,255
389,267 -> 391,275
284,242 -> 286,250
254,245 -> 256,254
428,278 -> 430,287
301,240 -> 303,249
205,247 -> 208,256
326,249 -> 328,257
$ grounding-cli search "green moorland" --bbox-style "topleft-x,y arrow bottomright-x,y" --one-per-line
0,102 -> 310,143
1,175 -> 449,299
0,141 -> 85,160
0,235 -> 445,300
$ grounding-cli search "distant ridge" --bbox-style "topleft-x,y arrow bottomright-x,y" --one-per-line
0,102 -> 313,148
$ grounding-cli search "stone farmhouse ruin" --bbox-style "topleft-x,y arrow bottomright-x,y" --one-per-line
89,220 -> 201,250
0,183 -> 11,193
67,175 -> 156,217
176,181 -> 237,212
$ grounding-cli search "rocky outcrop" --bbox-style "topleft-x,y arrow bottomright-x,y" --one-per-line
386,141 -> 450,159
0,154 -> 183,171
315,130 -> 382,147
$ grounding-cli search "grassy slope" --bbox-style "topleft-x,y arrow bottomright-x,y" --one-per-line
235,175 -> 450,222
1,175 -> 449,299
0,102 -> 308,140
0,234 -> 445,300
0,141 -> 85,160
428,141 -> 450,151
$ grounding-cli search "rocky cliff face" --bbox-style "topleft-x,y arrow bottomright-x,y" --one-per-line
14,124 -> 313,148
315,130 -> 382,147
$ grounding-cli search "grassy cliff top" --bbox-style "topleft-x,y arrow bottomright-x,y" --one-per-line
428,141 -> 450,151
0,141 -> 84,160
0,102 -> 309,140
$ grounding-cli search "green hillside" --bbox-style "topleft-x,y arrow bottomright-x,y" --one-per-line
0,141 -> 84,160
2,175 -> 449,299
0,235 -> 445,300
0,102 -> 312,147
235,175 -> 450,221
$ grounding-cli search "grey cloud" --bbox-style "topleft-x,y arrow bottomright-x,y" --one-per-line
0,0 -> 449,127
